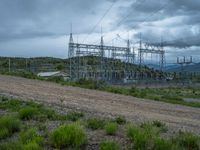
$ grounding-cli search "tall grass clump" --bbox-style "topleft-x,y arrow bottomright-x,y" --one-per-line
19,107 -> 38,120
114,116 -> 126,125
18,104 -> 67,121
127,124 -> 160,150
87,118 -> 105,130
50,123 -> 87,149
66,111 -> 84,121
172,132 -> 200,150
0,116 -> 21,139
100,140 -> 120,150
153,138 -> 175,150
20,128 -> 44,150
152,120 -> 168,132
105,122 -> 118,135
20,128 -> 44,145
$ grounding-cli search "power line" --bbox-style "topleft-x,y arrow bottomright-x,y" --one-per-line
116,0 -> 146,27
105,1 -> 171,47
82,1 -> 117,43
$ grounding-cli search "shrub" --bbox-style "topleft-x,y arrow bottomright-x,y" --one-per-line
0,99 -> 23,111
115,116 -> 126,125
0,116 -> 21,139
127,124 -> 159,150
20,128 -> 44,145
152,120 -> 167,132
50,123 -> 87,149
87,118 -> 105,130
105,122 -> 118,135
19,107 -> 37,120
127,126 -> 149,149
153,138 -> 173,150
0,141 -> 23,150
173,132 -> 200,150
100,141 -> 120,150
66,112 -> 84,121
23,141 -> 42,150
0,128 -> 9,139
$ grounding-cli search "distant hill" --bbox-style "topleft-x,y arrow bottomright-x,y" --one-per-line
166,63 -> 200,72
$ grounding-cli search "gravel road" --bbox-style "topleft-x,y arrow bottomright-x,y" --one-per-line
0,75 -> 200,135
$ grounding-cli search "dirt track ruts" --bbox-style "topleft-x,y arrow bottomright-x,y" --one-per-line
0,75 -> 200,134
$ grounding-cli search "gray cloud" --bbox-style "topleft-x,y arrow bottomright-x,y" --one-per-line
116,0 -> 200,48
0,0 -> 199,62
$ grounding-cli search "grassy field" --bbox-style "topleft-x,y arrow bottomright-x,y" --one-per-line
0,96 -> 200,150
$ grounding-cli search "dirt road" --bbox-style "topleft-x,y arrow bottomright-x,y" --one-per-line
0,75 -> 200,134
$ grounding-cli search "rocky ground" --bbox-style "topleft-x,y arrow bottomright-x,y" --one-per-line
0,75 -> 200,135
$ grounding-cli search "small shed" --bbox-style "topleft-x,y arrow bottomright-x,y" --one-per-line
37,71 -> 69,81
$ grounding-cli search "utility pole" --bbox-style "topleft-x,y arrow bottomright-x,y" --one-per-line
26,58 -> 28,71
8,58 -> 11,72
177,56 -> 193,85
100,26 -> 104,80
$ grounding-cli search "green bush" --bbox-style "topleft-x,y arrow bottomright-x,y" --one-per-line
20,104 -> 64,121
0,99 -> 23,111
100,141 -> 120,150
173,132 -> 200,150
66,111 -> 84,121
105,122 -> 118,135
19,107 -> 38,120
114,116 -> 126,125
20,128 -> 44,145
0,128 -> 9,139
152,120 -> 167,132
0,128 -> 44,150
128,126 -> 149,149
50,123 -> 87,149
23,141 -> 42,150
0,116 -> 21,139
0,141 -> 23,150
87,118 -> 105,130
153,138 -> 174,150
127,124 -> 159,150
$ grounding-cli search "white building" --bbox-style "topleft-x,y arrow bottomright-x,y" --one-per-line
37,71 -> 69,81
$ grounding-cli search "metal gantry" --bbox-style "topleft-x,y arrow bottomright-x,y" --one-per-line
68,33 -> 135,81
138,41 -> 165,71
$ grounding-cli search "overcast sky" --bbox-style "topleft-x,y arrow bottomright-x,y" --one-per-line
0,0 -> 200,63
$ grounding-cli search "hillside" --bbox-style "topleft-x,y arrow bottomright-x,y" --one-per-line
0,56 -> 164,78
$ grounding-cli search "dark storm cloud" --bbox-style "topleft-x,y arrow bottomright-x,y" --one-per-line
0,0 -> 108,41
117,0 -> 200,48
0,0 -> 199,60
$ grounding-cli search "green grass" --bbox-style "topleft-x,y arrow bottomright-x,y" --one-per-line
0,116 -> 21,139
66,111 -> 84,121
127,124 -> 162,150
0,98 -> 67,121
0,141 -> 24,150
86,118 -> 105,130
105,122 -> 118,135
50,123 -> 87,149
128,123 -> 200,150
19,107 -> 38,120
0,128 -> 44,150
100,141 -> 120,150
140,121 -> 167,133
20,128 -> 44,145
114,116 -> 126,125
152,120 -> 168,132
172,132 -> 200,150
153,138 -> 176,150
